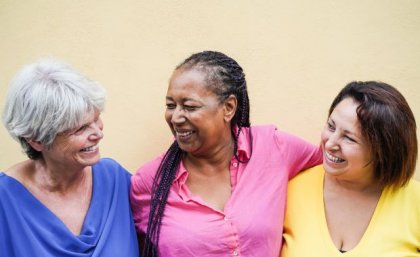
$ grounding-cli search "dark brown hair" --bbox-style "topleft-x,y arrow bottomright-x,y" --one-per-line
329,81 -> 417,188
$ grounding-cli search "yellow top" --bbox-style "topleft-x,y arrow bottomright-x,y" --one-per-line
281,165 -> 420,257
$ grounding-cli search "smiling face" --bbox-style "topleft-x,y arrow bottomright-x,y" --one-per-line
321,97 -> 374,183
165,68 -> 235,157
38,111 -> 104,169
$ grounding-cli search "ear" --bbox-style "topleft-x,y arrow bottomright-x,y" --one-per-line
26,139 -> 45,152
223,95 -> 238,123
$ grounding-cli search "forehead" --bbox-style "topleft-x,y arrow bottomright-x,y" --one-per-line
330,98 -> 361,130
167,69 -> 216,98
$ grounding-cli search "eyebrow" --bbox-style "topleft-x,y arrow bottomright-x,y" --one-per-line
343,129 -> 359,138
328,118 -> 361,139
165,96 -> 201,103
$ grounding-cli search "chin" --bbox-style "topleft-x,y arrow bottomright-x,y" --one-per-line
177,142 -> 196,153
77,155 -> 101,167
323,163 -> 343,175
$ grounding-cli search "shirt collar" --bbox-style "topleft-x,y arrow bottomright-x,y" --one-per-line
173,126 -> 252,183
236,126 -> 251,161
174,159 -> 188,183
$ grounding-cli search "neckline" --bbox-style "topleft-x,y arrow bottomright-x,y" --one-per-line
1,167 -> 96,237
175,159 -> 236,215
319,171 -> 386,255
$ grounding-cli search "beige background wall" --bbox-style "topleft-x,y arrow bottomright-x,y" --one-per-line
1,1 -> 419,180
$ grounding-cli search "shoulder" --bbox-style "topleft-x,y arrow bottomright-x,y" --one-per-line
134,154 -> 165,178
286,166 -> 324,212
0,172 -> 20,205
93,158 -> 131,180
384,179 -> 420,210
94,157 -> 126,170
245,124 -> 294,147
249,124 -> 312,144
408,178 -> 420,190
131,153 -> 165,194
385,179 -> 420,231
407,179 -> 420,217
247,124 -> 277,138
0,172 -> 9,193
0,160 -> 33,193
289,165 -> 323,186
401,179 -> 420,198
393,179 -> 420,195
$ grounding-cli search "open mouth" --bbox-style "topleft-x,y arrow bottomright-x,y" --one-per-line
175,129 -> 195,139
325,151 -> 345,163
80,145 -> 98,152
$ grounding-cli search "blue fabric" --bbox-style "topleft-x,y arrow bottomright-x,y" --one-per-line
0,158 -> 139,257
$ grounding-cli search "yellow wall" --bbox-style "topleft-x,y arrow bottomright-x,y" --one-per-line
1,1 -> 419,180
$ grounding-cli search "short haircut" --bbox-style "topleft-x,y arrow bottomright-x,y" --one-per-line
329,81 -> 417,188
2,58 -> 106,159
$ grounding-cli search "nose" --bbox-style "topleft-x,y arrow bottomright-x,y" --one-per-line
89,119 -> 104,140
171,107 -> 186,124
324,132 -> 339,151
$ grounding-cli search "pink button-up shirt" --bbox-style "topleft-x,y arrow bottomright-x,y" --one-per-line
131,125 -> 322,257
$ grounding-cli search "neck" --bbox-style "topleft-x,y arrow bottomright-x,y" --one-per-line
31,158 -> 90,193
185,137 -> 235,176
324,173 -> 381,195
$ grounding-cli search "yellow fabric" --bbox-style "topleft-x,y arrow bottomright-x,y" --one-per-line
281,165 -> 420,257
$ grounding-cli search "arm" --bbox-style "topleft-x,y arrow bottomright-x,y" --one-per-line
274,129 -> 322,180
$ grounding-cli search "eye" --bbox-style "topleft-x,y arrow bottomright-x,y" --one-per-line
184,105 -> 198,111
344,135 -> 357,143
327,121 -> 335,131
166,103 -> 176,110
74,124 -> 89,134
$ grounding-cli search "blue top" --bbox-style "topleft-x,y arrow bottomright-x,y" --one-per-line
0,158 -> 139,257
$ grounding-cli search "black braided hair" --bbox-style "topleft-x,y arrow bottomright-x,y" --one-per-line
142,51 -> 252,256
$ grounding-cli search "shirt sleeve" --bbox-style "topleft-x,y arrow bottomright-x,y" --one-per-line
130,164 -> 154,232
273,129 -> 323,180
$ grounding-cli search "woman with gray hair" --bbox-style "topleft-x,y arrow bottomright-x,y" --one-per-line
0,59 -> 139,257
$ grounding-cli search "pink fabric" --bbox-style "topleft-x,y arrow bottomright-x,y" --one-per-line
131,125 -> 322,257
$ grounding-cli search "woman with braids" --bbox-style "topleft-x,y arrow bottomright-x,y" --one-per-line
130,50 -> 322,257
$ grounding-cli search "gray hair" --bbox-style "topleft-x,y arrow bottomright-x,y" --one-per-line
2,58 -> 106,159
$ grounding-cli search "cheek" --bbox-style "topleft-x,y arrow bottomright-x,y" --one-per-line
320,129 -> 329,145
55,142 -> 73,154
359,147 -> 373,164
164,111 -> 172,124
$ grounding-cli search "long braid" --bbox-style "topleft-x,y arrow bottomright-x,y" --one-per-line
143,141 -> 183,256
144,51 -> 252,256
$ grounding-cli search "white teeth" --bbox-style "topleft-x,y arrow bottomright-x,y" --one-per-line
326,152 -> 344,163
176,131 -> 193,137
81,145 -> 98,152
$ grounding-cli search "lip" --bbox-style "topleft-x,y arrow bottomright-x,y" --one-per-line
324,151 -> 345,166
174,128 -> 195,142
80,144 -> 99,152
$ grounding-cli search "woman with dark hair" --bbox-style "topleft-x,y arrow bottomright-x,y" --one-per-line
130,51 -> 322,256
282,81 -> 420,256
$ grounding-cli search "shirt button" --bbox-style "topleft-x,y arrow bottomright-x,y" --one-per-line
233,250 -> 238,256
232,162 -> 238,168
